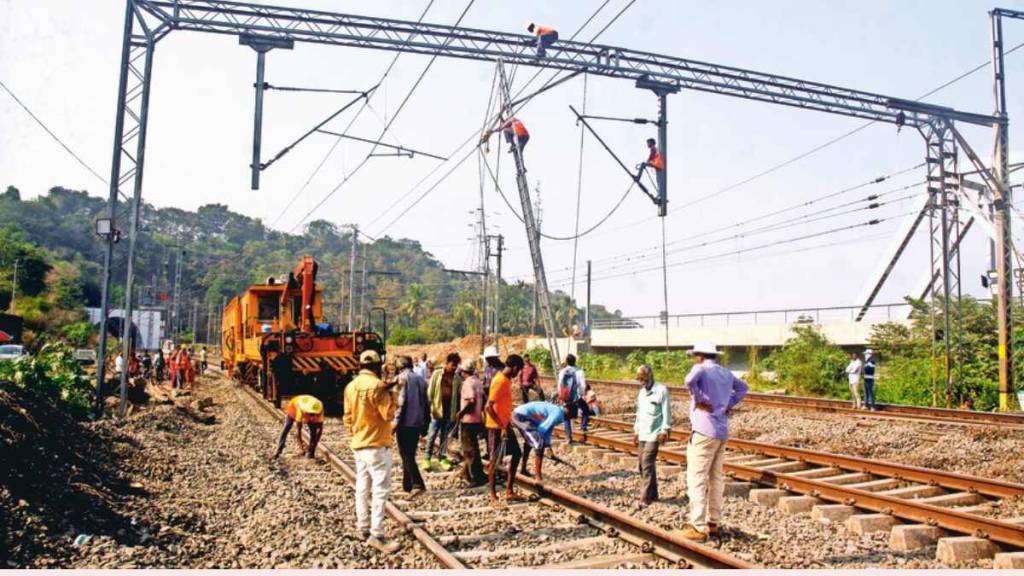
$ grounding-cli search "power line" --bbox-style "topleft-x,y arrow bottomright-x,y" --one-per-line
368,0 -> 636,236
269,0 -> 437,228
289,0 -> 477,233
0,78 -> 108,186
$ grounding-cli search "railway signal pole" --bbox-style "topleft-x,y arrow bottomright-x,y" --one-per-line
347,224 -> 358,331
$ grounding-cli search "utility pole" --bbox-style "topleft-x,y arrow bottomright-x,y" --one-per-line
8,259 -> 17,313
497,62 -> 560,374
491,234 -> 504,351
586,259 -> 592,333
339,270 -> 346,328
347,225 -> 358,331
359,244 -> 367,330
481,232 -> 490,347
990,8 -> 1019,411
532,183 -> 542,335
171,245 -> 183,338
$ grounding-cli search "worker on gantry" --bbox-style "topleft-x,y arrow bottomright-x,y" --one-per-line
273,394 -> 325,459
635,137 -> 664,182
526,22 -> 558,58
481,117 -> 530,154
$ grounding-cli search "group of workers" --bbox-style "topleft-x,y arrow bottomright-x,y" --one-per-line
123,345 -> 209,389
271,339 -> 749,552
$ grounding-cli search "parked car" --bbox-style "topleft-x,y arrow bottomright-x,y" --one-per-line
74,348 -> 97,365
0,344 -> 27,361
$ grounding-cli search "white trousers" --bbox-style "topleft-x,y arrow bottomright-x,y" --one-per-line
354,446 -> 392,538
686,432 -> 727,532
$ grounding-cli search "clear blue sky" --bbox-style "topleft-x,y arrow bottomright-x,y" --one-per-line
2,0 -> 1023,319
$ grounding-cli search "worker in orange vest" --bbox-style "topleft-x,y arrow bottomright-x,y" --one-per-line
636,138 -> 665,181
481,117 -> 530,155
526,22 -> 558,58
274,394 -> 325,459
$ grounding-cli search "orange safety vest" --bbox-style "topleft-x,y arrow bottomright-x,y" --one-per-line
505,118 -> 529,138
648,148 -> 665,170
286,394 -> 325,423
534,25 -> 556,37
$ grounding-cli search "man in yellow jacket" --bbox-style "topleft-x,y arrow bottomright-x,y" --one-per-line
343,349 -> 401,554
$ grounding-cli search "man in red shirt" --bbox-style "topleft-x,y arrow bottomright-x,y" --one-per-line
518,353 -> 545,404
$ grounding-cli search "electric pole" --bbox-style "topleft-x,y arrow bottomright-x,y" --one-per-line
8,259 -> 17,313
489,234 -> 504,351
359,244 -> 367,330
347,224 -> 358,331
586,259 -> 592,333
481,232 -> 490,347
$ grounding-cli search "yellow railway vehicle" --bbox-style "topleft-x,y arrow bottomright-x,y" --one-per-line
221,256 -> 384,409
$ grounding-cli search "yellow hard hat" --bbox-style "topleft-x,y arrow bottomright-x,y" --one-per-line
359,349 -> 382,365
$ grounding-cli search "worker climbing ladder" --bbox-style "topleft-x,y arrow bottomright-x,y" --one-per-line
496,62 -> 560,374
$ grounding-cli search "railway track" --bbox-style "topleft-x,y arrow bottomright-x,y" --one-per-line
230,379 -> 751,569
541,375 -> 1024,429
563,416 -> 1024,563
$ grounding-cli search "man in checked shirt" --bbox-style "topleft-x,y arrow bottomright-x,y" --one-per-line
678,342 -> 748,542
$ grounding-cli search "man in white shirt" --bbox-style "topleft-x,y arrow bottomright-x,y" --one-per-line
632,364 -> 670,508
845,352 -> 863,409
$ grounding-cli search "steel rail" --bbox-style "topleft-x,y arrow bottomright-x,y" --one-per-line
236,383 -> 466,569
510,470 -> 752,569
133,0 -> 998,127
541,376 -> 1024,428
228,368 -> 750,568
592,416 -> 1024,499
562,427 -> 1024,548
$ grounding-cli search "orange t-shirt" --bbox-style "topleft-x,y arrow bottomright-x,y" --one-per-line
484,372 -> 512,429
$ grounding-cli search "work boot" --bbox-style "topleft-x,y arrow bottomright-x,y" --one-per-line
366,536 -> 401,554
675,524 -> 708,543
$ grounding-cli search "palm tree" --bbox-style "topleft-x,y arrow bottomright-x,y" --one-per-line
399,283 -> 429,327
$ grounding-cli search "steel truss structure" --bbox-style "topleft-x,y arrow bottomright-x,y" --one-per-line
96,0 -> 1013,413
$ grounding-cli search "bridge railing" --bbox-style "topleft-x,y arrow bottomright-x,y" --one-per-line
591,302 -> 913,331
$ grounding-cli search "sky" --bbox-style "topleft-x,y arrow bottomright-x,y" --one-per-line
2,0 -> 1024,322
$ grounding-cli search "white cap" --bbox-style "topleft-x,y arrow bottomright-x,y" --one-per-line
865,348 -> 874,357
687,341 -> 720,356
482,345 -> 499,359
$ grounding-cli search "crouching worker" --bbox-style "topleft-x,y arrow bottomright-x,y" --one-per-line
511,401 -> 567,481
274,394 -> 325,459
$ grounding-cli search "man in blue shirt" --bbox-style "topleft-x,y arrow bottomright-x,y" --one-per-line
511,401 -> 568,481
863,349 -> 877,411
680,342 -> 747,543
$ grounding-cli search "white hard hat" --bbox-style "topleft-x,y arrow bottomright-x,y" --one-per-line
482,345 -> 499,359
864,348 -> 874,357
687,341 -> 720,356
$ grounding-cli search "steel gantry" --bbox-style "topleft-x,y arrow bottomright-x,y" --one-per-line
96,0 -> 1010,414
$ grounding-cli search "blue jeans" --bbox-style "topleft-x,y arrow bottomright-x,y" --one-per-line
425,417 -> 450,460
864,379 -> 876,408
562,398 -> 591,440
536,31 -> 558,57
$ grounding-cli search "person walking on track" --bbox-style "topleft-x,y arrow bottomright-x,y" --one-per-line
678,342 -> 748,542
455,359 -> 487,486
393,355 -> 429,496
343,349 -> 402,554
845,352 -> 863,409
424,352 -> 462,472
485,354 -> 525,509
273,394 -> 324,459
632,364 -> 671,509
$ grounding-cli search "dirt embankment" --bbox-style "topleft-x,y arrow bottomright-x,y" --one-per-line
388,334 -> 531,364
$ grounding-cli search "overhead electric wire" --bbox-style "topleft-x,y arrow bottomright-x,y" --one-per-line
569,72 -> 589,316
369,0 -> 635,236
269,0 -> 438,228
480,148 -> 636,241
289,0 -> 477,233
0,78 -> 109,187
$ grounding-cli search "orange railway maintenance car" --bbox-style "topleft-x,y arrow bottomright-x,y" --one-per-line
221,256 -> 384,409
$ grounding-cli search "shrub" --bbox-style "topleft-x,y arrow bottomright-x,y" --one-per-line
0,342 -> 93,417
768,324 -> 848,396
389,327 -> 431,345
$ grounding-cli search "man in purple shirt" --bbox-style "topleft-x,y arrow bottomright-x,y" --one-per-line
678,342 -> 748,542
